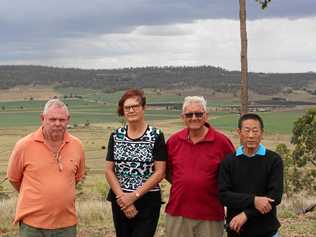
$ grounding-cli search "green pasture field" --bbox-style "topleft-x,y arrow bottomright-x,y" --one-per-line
0,109 -> 180,128
0,102 -> 303,176
0,98 -> 304,177
0,96 -> 306,133
0,86 -> 306,134
0,92 -> 308,175
210,111 -> 304,134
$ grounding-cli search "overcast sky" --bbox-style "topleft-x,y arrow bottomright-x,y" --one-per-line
1,0 -> 315,72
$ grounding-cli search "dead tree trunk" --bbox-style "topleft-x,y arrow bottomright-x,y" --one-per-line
239,0 -> 249,115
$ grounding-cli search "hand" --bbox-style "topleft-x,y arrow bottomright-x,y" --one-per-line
116,192 -> 138,210
229,212 -> 247,233
123,204 -> 138,219
254,196 -> 274,214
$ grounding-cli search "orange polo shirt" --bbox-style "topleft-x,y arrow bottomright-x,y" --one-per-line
7,127 -> 85,229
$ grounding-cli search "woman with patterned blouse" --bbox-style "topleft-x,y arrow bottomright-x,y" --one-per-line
105,89 -> 167,237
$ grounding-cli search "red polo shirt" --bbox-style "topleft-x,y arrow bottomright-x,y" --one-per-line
166,124 -> 234,221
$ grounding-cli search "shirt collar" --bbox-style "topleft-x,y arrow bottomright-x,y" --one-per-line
236,143 -> 266,157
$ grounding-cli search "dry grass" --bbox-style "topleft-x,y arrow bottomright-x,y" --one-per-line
278,195 -> 316,237
1,193 -> 315,237
0,196 -> 165,237
0,127 -> 35,174
0,123 -> 314,237
0,197 -> 17,235
0,86 -> 60,101
77,198 -> 115,237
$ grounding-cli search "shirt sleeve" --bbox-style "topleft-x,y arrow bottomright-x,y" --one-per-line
153,132 -> 168,161
75,142 -> 86,182
7,141 -> 24,184
106,133 -> 115,161
266,153 -> 284,205
243,207 -> 262,219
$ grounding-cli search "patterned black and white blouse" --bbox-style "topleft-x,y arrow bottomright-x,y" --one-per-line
106,125 -> 167,193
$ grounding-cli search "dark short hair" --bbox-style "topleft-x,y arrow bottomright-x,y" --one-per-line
117,89 -> 146,116
238,113 -> 264,130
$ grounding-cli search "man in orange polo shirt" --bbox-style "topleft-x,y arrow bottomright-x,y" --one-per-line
7,98 -> 85,237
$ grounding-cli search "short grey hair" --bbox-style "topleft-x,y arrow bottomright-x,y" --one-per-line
182,96 -> 207,112
43,99 -> 69,115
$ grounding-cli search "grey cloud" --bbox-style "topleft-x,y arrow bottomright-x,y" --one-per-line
247,1 -> 316,19
0,0 -> 315,64
135,25 -> 194,36
1,0 -> 315,41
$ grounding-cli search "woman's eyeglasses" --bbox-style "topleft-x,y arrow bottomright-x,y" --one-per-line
124,104 -> 141,111
183,112 -> 204,118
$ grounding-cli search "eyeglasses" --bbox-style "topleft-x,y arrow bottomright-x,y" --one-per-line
183,112 -> 205,119
124,104 -> 141,111
241,128 -> 260,135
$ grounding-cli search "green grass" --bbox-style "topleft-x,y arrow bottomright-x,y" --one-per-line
0,95 -> 307,134
0,111 -> 42,126
0,109 -> 180,127
258,111 -> 303,134
0,100 -> 45,110
210,111 -> 304,134
0,107 -> 304,134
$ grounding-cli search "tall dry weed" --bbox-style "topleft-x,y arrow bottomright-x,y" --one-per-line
0,197 -> 17,235
77,198 -> 113,229
280,194 -> 316,215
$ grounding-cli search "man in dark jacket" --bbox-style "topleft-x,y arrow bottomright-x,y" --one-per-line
219,113 -> 283,237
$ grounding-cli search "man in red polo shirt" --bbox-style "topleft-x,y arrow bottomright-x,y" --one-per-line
166,96 -> 234,237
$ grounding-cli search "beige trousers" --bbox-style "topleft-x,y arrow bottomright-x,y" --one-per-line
166,214 -> 224,237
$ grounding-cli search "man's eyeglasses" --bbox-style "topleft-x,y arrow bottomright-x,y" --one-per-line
241,128 -> 260,135
183,112 -> 204,119
124,104 -> 141,111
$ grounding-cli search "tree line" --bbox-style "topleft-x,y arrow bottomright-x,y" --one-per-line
0,65 -> 315,95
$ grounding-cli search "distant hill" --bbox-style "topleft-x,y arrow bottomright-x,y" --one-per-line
0,65 -> 315,95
